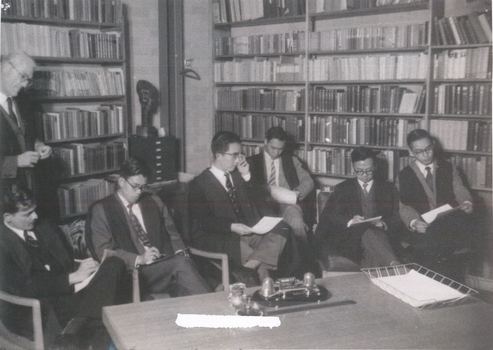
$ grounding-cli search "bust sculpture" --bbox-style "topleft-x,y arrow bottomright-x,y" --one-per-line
136,80 -> 159,137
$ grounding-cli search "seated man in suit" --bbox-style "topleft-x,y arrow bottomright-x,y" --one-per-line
313,147 -> 402,268
86,157 -> 210,297
188,131 -> 299,286
396,129 -> 476,279
0,186 -> 127,349
247,126 -> 314,243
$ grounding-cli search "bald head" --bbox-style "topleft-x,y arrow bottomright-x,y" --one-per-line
1,50 -> 36,97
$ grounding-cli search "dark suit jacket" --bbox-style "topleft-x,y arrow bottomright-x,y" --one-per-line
313,178 -> 402,258
188,168 -> 281,267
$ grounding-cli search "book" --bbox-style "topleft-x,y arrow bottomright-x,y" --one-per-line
421,204 -> 461,224
250,216 -> 283,234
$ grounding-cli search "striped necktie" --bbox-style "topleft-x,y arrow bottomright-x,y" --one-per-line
224,172 -> 246,223
7,97 -> 19,126
268,160 -> 276,186
425,166 -> 434,192
127,203 -> 151,247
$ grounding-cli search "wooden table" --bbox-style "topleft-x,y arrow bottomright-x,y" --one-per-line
103,273 -> 493,349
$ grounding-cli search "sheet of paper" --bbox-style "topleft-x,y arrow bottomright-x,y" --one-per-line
270,186 -> 297,205
250,216 -> 283,234
421,204 -> 459,224
349,216 -> 382,227
74,250 -> 116,293
175,314 -> 281,328
376,270 -> 466,307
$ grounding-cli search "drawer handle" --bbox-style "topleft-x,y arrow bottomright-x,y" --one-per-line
155,141 -> 162,145
156,148 -> 161,152
156,156 -> 162,159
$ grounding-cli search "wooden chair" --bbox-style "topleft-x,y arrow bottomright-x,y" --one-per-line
0,290 -> 61,350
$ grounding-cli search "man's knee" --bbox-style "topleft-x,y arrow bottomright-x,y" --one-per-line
99,256 -> 126,275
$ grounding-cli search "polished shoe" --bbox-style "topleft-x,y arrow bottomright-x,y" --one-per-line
231,266 -> 259,287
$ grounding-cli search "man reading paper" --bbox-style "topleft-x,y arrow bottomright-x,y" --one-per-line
189,131 -> 301,286
314,147 -> 402,268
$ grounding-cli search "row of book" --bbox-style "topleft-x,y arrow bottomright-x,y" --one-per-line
433,84 -> 492,115
215,113 -> 305,142
52,141 -> 126,177
214,32 -> 306,56
449,155 -> 492,189
3,0 -> 123,23
308,116 -> 422,147
306,147 -> 403,181
31,67 -> 125,97
212,0 -> 306,24
309,53 -> 429,81
57,175 -> 119,217
42,104 -> 124,141
310,0 -> 426,14
216,88 -> 305,111
432,11 -> 492,46
430,120 -> 492,153
310,85 -> 425,114
433,48 -> 491,80
1,23 -> 123,59
310,22 -> 428,52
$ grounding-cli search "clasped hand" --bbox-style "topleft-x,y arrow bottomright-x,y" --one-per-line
231,223 -> 253,236
138,247 -> 161,265
69,258 -> 99,285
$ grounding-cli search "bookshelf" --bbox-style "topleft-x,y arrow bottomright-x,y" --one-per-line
213,0 -> 492,195
2,0 -> 128,220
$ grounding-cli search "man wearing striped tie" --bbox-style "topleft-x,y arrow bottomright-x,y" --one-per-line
189,131 -> 300,286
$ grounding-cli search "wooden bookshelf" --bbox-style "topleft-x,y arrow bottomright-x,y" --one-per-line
1,0 -> 128,220
213,0 -> 492,193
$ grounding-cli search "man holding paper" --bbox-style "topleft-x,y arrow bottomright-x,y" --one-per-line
247,126 -> 314,243
189,131 -> 300,286
314,147 -> 402,268
0,186 -> 127,348
397,129 -> 475,277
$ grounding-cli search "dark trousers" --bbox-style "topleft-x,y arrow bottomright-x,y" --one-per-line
139,255 -> 211,297
50,256 -> 127,326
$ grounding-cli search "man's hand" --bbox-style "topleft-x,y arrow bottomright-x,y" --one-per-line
350,215 -> 365,225
17,151 -> 40,168
68,258 -> 99,285
374,220 -> 385,229
136,247 -> 160,265
237,154 -> 249,176
35,142 -> 52,159
459,201 -> 473,214
231,223 -> 253,236
412,219 -> 429,233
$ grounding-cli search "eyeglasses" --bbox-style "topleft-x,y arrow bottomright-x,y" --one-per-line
222,152 -> 242,160
9,62 -> 33,87
124,178 -> 149,191
354,168 -> 374,176
412,145 -> 433,156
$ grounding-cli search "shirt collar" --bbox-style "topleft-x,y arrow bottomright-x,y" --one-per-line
357,178 -> 374,191
414,159 -> 435,175
4,220 -> 28,241
117,191 -> 133,209
0,92 -> 9,111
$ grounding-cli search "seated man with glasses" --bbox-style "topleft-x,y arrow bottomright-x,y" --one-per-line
188,131 -> 301,286
0,50 -> 52,192
313,146 -> 402,268
396,129 -> 476,280
85,157 -> 211,297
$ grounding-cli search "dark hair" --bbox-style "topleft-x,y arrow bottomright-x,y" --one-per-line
211,131 -> 241,158
0,185 -> 35,215
407,129 -> 432,149
265,126 -> 287,142
351,146 -> 375,163
119,157 -> 151,179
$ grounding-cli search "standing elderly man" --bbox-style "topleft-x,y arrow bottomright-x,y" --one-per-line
0,50 -> 52,191
247,126 -> 314,243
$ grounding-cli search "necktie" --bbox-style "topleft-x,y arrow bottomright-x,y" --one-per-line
224,172 -> 246,223
24,231 -> 40,251
7,97 -> 19,126
127,204 -> 151,247
268,160 -> 276,186
425,166 -> 434,192
363,183 -> 369,196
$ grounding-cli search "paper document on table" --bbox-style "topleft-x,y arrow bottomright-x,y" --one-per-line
376,270 -> 466,307
349,216 -> 382,227
250,216 -> 283,234
175,314 -> 280,328
74,249 -> 117,293
270,186 -> 297,205
421,204 -> 460,224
